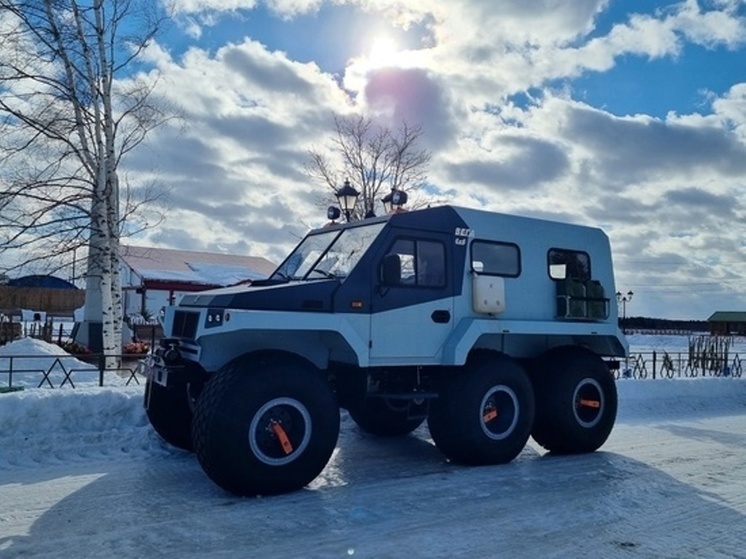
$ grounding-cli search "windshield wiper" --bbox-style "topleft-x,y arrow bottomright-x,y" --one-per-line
271,270 -> 294,281
308,268 -> 337,279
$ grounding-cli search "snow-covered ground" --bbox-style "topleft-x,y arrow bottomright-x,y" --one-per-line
1,335 -> 745,558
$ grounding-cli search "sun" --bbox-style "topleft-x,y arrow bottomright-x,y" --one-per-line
367,35 -> 400,68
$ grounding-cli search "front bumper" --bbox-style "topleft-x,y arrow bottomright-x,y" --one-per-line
146,339 -> 209,390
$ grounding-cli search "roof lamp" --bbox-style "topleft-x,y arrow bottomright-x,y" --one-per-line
391,189 -> 408,210
335,179 -> 359,222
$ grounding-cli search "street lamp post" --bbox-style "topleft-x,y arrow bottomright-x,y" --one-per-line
335,179 -> 360,222
616,290 -> 634,334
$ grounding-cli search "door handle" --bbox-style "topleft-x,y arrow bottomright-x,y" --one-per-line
431,310 -> 451,323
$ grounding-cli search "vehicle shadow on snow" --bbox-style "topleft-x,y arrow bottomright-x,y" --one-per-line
656,423 -> 746,448
3,425 -> 746,557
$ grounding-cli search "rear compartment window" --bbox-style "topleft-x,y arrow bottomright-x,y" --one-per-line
471,241 -> 520,277
548,248 -> 590,281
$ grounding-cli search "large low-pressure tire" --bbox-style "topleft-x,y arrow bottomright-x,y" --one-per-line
530,346 -> 618,454
192,355 -> 340,496
427,354 -> 535,466
348,397 -> 426,437
144,377 -> 195,451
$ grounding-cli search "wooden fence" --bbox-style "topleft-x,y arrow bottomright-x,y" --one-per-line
0,286 -> 84,316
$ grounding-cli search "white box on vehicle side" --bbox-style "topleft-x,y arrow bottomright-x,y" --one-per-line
472,275 -> 506,314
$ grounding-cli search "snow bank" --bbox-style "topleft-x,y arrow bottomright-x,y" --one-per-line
0,386 -> 157,471
0,386 -> 146,436
616,377 -> 746,421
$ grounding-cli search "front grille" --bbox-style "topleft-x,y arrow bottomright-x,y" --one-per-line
171,310 -> 199,339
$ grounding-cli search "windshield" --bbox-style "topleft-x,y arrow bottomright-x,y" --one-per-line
271,221 -> 386,280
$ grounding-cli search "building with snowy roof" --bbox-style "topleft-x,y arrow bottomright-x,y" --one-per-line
707,311 -> 746,335
120,245 -> 276,319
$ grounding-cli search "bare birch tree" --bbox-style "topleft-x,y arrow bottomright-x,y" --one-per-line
307,114 -> 431,220
0,0 -> 170,361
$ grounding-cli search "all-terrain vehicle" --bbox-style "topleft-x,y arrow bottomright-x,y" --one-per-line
144,205 -> 628,496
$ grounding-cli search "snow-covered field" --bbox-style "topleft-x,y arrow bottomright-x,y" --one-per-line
0,335 -> 745,558
626,332 -> 746,354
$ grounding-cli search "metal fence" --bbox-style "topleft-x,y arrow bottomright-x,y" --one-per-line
0,353 -> 146,391
616,352 -> 744,380
2,350 -> 744,391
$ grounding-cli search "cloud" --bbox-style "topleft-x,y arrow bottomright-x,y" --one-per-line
171,0 -> 258,15
265,0 -> 324,18
665,187 -> 738,217
434,0 -> 610,46
222,46 -> 318,95
363,67 -> 453,148
443,135 -> 569,192
554,100 -> 746,180
713,83 -> 746,137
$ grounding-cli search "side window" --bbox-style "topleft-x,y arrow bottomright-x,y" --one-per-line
389,239 -> 416,283
417,240 -> 446,287
548,249 -> 590,281
471,241 -> 520,277
385,238 -> 446,288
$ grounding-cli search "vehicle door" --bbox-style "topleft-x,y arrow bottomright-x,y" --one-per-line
369,231 -> 455,361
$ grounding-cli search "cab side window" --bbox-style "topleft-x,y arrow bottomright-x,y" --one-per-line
385,239 -> 446,288
417,240 -> 446,286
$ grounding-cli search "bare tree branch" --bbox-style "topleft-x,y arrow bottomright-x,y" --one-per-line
306,113 -> 432,220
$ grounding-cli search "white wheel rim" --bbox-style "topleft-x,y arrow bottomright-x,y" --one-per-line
479,384 -> 520,440
572,378 -> 604,428
249,397 -> 312,466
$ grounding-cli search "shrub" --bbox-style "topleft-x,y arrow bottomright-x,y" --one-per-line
123,341 -> 150,354
57,340 -> 91,355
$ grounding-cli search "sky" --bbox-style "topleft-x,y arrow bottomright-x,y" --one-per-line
105,0 -> 746,320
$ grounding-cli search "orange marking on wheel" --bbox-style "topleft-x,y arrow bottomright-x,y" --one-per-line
483,409 -> 498,422
579,398 -> 600,409
271,422 -> 293,454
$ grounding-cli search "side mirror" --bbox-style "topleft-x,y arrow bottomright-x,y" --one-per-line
380,253 -> 401,285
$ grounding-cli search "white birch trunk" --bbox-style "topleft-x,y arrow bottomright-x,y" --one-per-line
97,206 -> 116,370
86,0 -> 117,369
108,189 -> 123,358
96,0 -> 123,360
54,0 -> 104,355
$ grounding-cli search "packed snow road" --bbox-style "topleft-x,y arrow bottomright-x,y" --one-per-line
1,381 -> 745,558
